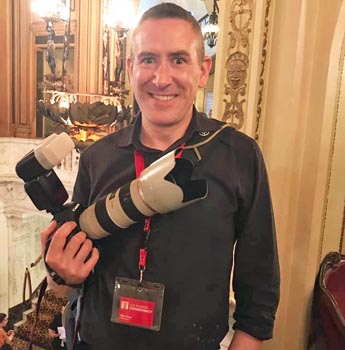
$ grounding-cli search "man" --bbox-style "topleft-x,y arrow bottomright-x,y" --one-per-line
41,3 -> 280,350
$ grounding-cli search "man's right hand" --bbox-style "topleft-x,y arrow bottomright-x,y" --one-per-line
40,221 -> 99,287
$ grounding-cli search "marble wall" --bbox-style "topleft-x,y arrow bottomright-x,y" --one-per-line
0,137 -> 78,312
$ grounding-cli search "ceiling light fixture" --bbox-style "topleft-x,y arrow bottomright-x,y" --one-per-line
202,0 -> 220,49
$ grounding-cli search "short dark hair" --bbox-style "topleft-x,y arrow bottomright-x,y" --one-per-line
132,3 -> 205,63
0,313 -> 7,323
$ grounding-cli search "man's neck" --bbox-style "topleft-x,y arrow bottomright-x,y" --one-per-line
140,117 -> 192,151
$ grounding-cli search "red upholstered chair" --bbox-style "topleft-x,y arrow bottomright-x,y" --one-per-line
316,252 -> 345,350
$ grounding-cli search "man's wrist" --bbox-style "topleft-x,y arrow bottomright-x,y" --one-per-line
228,330 -> 262,350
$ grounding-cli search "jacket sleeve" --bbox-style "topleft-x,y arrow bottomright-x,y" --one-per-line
232,139 -> 280,340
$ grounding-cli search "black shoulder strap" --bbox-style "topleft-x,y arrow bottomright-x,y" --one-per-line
184,123 -> 233,164
26,277 -> 48,350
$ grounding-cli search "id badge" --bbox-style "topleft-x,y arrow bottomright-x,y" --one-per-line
111,277 -> 165,331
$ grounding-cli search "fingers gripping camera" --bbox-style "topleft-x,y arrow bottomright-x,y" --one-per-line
79,149 -> 208,239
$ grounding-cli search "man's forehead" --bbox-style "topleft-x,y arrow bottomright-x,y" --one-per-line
132,19 -> 197,51
136,17 -> 193,29
133,18 -> 195,42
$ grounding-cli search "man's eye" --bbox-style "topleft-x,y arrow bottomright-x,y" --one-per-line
142,57 -> 154,64
174,58 -> 185,65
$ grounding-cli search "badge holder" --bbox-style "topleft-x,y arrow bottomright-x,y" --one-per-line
111,277 -> 165,331
111,217 -> 164,331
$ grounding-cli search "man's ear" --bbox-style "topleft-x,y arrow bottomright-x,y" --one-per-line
198,56 -> 212,88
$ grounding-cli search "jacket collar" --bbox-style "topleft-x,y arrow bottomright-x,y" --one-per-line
117,106 -> 223,151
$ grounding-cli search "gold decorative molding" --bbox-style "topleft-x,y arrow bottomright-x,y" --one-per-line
254,0 -> 272,142
319,53 -> 345,260
12,0 -> 34,137
222,0 -> 253,129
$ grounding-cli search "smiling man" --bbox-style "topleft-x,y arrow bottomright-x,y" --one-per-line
127,12 -> 211,151
41,3 -> 280,350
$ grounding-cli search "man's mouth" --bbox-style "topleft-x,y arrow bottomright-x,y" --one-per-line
151,94 -> 177,101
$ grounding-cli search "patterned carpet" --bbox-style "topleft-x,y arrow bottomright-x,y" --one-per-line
12,337 -> 49,350
13,289 -> 67,350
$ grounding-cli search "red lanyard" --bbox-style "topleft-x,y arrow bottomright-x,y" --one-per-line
134,145 -> 184,282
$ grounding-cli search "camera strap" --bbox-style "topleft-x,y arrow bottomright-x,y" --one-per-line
131,125 -> 230,278
134,144 -> 184,282
109,145 -> 185,331
184,123 -> 233,163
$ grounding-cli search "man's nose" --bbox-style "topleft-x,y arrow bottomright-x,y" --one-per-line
152,61 -> 172,87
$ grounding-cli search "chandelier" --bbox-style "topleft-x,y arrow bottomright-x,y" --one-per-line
31,0 -> 136,150
202,0 -> 220,49
31,0 -> 71,91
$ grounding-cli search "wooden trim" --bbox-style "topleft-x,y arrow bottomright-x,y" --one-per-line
12,0 -> 35,138
0,0 -> 13,136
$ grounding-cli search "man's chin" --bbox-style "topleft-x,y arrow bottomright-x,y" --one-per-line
144,113 -> 189,127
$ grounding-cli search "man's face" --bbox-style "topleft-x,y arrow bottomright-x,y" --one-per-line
127,18 -> 211,129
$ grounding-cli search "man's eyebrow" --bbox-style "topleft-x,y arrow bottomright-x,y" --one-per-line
169,50 -> 191,58
137,51 -> 157,59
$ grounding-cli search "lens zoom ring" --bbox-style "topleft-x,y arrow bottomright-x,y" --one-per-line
94,198 -> 123,232
119,183 -> 146,222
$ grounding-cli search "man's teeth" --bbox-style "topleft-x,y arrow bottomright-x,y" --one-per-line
152,94 -> 175,101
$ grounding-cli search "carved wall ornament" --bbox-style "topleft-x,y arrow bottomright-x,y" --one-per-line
228,0 -> 253,53
223,51 -> 249,128
222,0 -> 254,129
